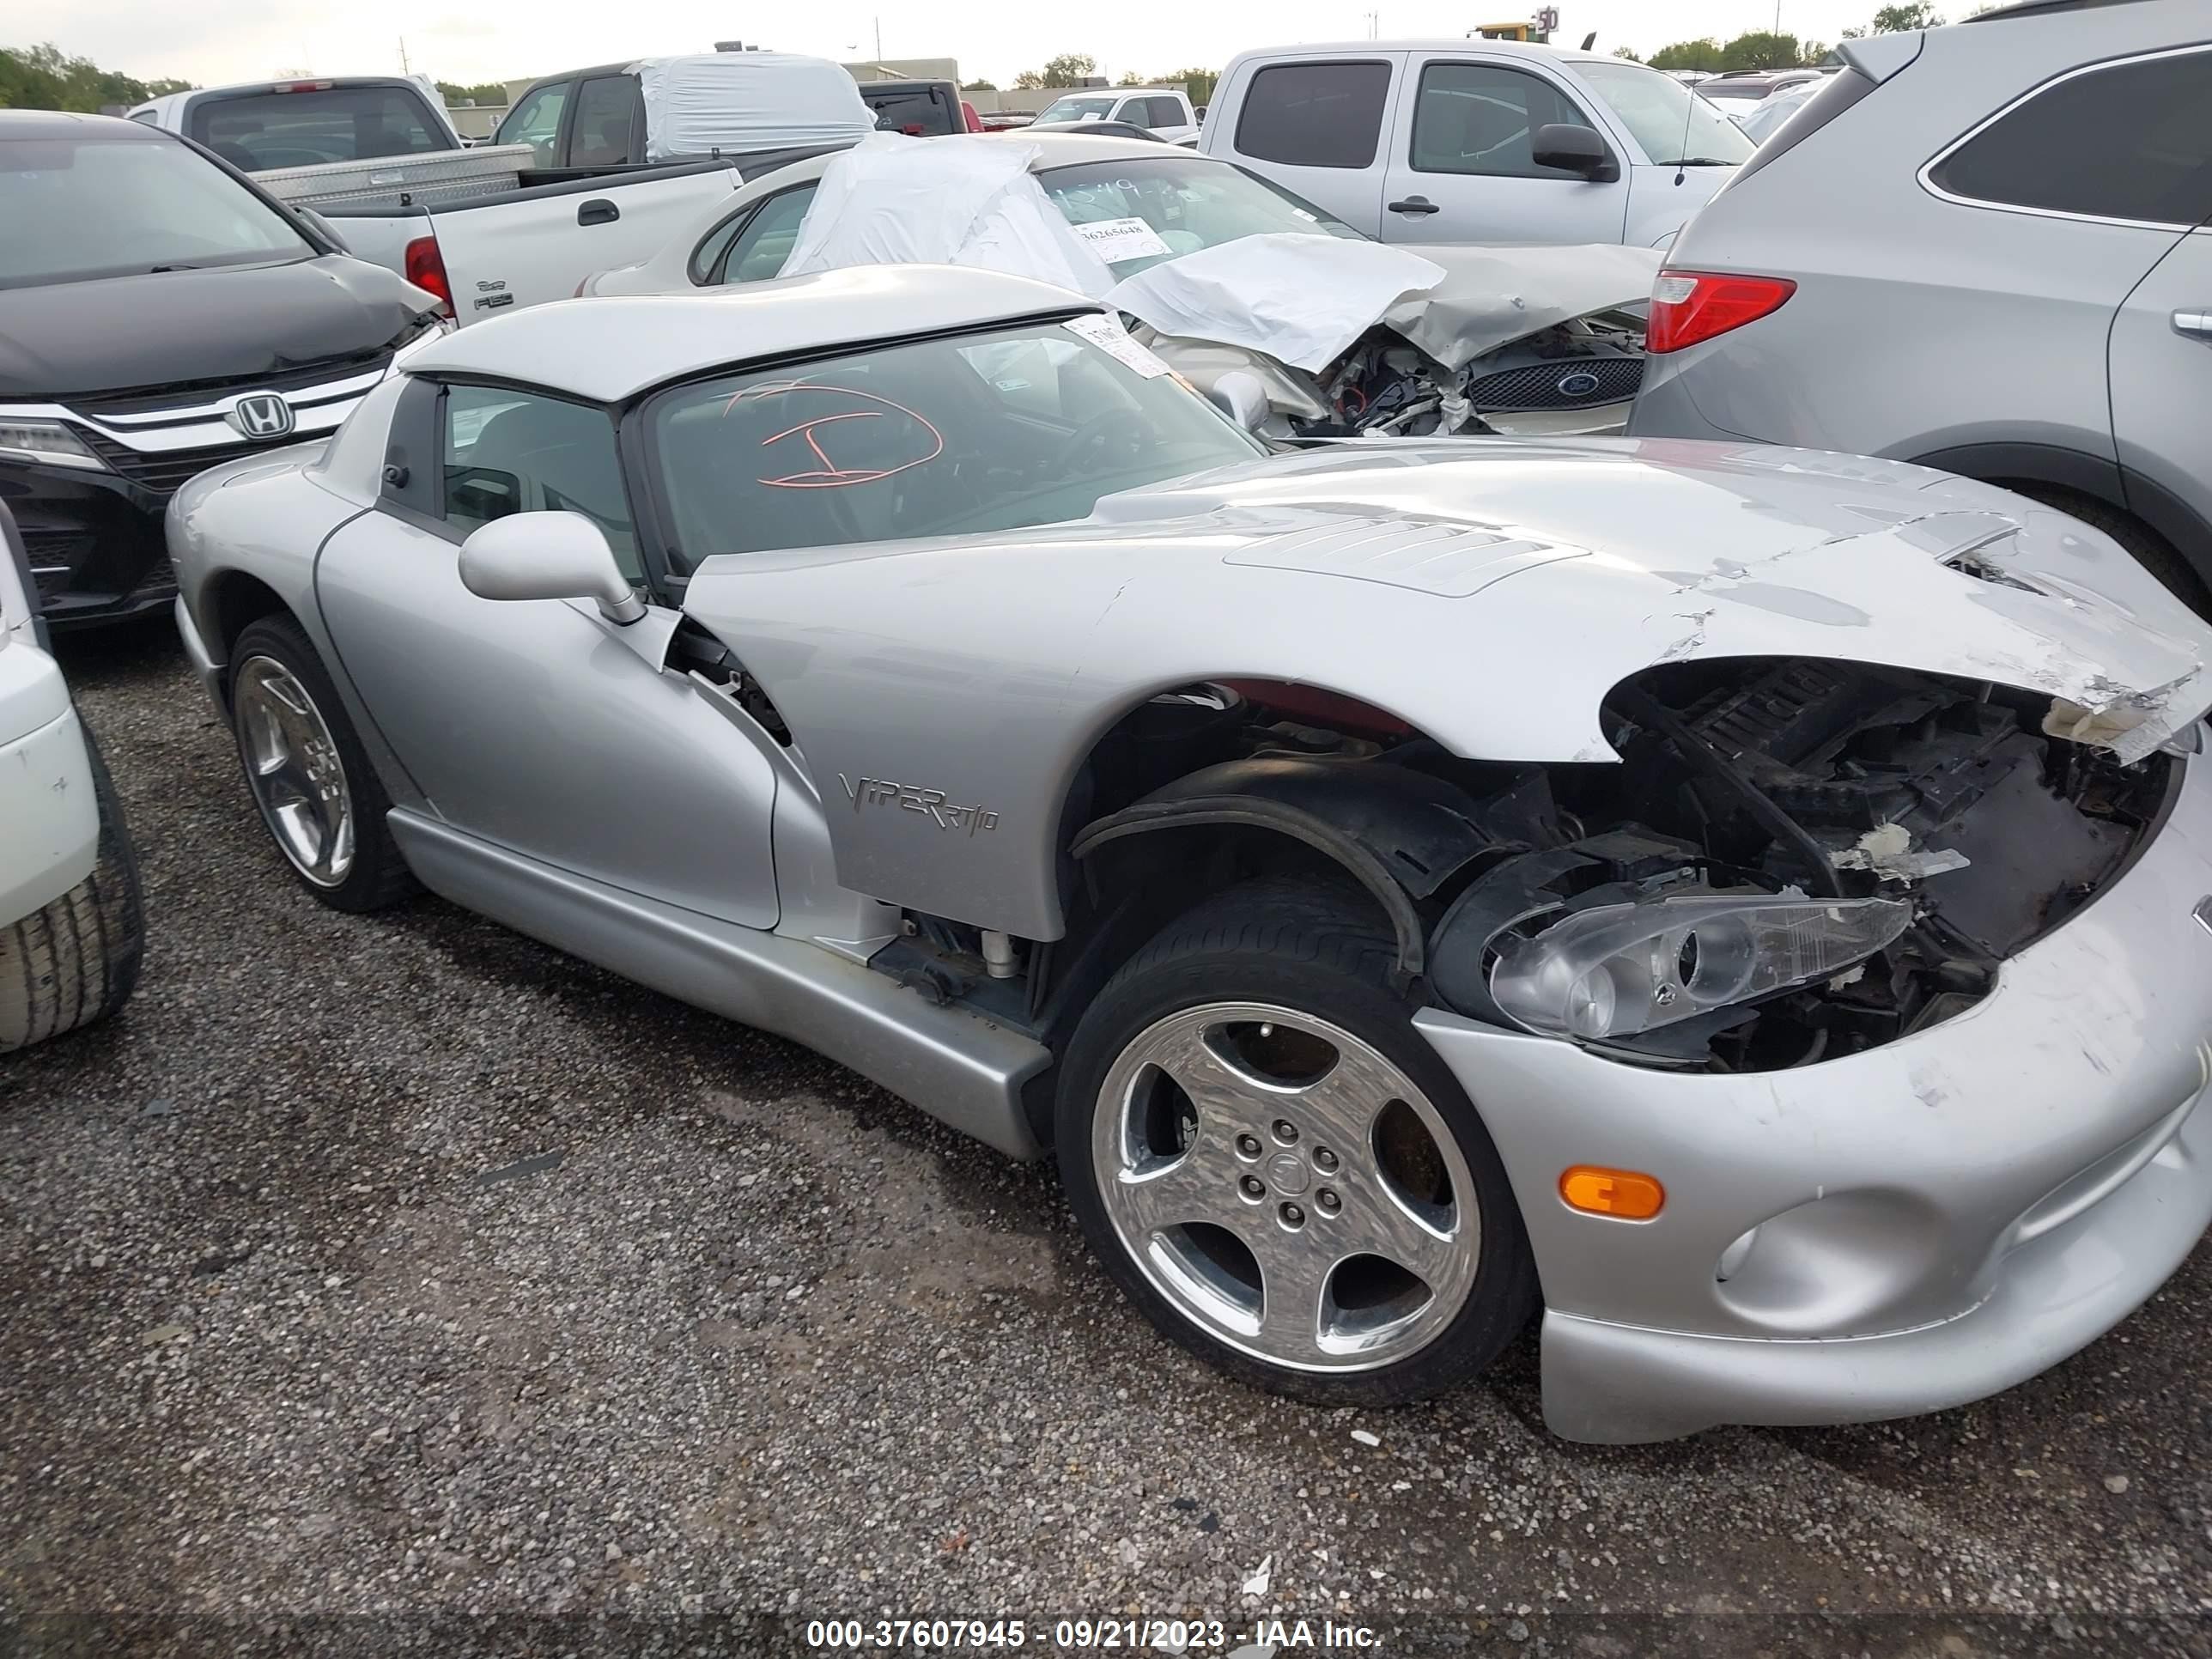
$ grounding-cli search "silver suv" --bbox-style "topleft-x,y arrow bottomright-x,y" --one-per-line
1627,0 -> 2212,603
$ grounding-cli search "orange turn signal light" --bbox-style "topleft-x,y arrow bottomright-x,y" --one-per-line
1559,1165 -> 1665,1220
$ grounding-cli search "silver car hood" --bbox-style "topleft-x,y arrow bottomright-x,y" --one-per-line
683,437 -> 2211,937
690,439 -> 2212,765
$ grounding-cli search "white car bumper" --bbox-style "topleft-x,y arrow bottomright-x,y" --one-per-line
0,642 -> 99,924
1417,752 -> 2212,1443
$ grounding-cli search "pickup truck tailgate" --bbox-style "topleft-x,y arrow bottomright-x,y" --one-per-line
430,167 -> 745,322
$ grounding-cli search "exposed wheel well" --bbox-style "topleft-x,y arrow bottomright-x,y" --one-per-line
201,571 -> 293,667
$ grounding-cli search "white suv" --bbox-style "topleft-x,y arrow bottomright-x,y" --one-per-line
0,503 -> 142,1051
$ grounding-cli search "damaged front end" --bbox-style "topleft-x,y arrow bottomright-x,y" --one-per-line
1113,236 -> 1660,441
1419,658 -> 2185,1072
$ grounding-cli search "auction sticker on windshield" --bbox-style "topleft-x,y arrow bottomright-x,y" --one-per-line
1064,313 -> 1171,379
1066,215 -> 1174,265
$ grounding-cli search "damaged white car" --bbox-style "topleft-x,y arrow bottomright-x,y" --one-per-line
584,132 -> 1657,439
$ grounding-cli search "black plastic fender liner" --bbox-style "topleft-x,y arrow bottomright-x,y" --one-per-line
1068,757 -> 1498,981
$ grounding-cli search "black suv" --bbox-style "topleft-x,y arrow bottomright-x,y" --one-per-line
0,111 -> 442,628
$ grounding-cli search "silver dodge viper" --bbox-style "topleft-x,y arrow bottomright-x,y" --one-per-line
167,264 -> 2212,1443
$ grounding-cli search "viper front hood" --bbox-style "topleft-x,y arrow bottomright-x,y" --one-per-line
684,437 -> 2212,774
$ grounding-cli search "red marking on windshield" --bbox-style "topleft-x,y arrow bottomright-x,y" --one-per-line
724,383 -> 945,489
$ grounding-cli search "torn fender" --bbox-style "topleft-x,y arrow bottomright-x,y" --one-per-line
682,440 -> 2212,942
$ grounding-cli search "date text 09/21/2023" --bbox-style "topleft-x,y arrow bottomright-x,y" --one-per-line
802,1615 -> 1385,1650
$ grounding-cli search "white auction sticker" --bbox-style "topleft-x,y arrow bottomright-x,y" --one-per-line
1064,313 -> 1173,379
1066,216 -> 1174,265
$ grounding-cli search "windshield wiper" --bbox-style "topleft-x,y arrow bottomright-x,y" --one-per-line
148,263 -> 208,272
1665,157 -> 1738,167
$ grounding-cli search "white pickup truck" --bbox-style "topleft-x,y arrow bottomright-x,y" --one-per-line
138,56 -> 877,326
0,504 -> 142,1053
1199,40 -> 1753,248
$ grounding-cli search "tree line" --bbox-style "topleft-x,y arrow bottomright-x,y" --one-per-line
0,43 -> 189,110
967,55 -> 1218,105
1626,3 -> 1981,72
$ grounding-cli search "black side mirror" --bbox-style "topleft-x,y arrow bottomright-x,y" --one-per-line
1531,122 -> 1619,182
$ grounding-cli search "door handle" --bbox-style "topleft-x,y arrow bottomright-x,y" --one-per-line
2173,310 -> 2212,338
1388,196 -> 1441,216
578,198 -> 619,227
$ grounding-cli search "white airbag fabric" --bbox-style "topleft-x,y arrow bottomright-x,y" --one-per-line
633,53 -> 876,163
782,134 -> 1118,297
1103,235 -> 1447,374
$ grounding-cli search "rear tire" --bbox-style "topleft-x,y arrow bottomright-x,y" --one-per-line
228,614 -> 416,913
1055,878 -> 1539,1407
0,726 -> 144,1053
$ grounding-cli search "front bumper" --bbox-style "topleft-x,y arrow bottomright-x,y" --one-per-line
1415,754 -> 2212,1443
1,458 -> 180,630
0,647 -> 99,922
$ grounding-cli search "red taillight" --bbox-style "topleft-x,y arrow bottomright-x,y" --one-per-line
403,235 -> 452,315
1645,270 -> 1796,354
273,80 -> 334,93
962,100 -> 983,133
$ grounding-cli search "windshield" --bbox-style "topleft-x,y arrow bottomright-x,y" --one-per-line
1577,61 -> 1753,164
648,319 -> 1264,571
0,134 -> 312,289
190,86 -> 448,169
1035,96 -> 1118,126
1041,157 -> 1364,277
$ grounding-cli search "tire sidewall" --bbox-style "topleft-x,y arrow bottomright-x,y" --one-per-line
1056,930 -> 1537,1406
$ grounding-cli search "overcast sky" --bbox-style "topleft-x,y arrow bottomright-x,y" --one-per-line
37,0 -> 1895,92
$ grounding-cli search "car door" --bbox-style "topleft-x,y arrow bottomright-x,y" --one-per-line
1379,53 -> 1627,246
313,376 -> 780,927
2112,225 -> 2212,579
1209,56 -> 1402,235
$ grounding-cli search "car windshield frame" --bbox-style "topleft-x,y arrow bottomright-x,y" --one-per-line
640,317 -> 1267,574
1037,155 -> 1366,277
1576,60 -> 1755,165
0,131 -> 314,289
1034,96 -> 1120,126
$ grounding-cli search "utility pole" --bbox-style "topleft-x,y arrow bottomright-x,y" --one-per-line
875,17 -> 884,58
398,34 -> 410,74
1365,9 -> 1380,39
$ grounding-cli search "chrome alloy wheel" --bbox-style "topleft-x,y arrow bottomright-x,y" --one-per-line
1092,1001 -> 1481,1373
234,655 -> 356,888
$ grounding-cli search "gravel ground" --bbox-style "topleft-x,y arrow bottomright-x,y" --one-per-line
4,623 -> 2212,1659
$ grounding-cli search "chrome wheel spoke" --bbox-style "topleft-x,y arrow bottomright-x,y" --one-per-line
1113,1133 -> 1238,1238
1253,1226 -> 1336,1352
1327,1179 -> 1462,1292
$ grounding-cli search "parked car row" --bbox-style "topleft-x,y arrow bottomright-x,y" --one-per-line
16,0 -> 2212,1453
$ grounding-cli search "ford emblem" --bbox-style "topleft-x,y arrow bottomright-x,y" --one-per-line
1556,370 -> 1602,399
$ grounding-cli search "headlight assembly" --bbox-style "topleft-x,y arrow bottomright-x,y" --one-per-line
0,419 -> 106,471
1489,893 -> 1913,1041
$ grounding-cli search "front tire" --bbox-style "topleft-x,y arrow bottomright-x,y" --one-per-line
0,728 -> 144,1053
1055,879 -> 1538,1406
228,614 -> 415,913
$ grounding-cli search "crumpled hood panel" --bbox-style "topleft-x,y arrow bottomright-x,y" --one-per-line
682,435 -> 2212,939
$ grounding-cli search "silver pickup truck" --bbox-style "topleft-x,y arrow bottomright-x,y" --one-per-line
134,57 -> 877,326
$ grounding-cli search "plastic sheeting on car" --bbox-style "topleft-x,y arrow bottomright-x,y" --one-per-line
781,133 -> 1119,297
1103,234 -> 1448,374
632,54 -> 876,163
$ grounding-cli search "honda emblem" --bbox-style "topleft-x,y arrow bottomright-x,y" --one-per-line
228,392 -> 295,441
